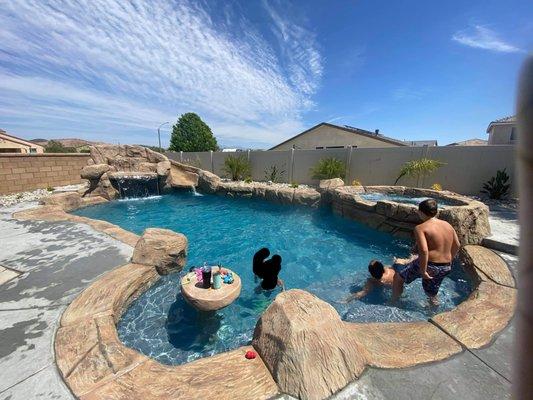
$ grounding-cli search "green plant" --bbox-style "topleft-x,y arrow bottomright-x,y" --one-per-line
310,157 -> 345,180
244,176 -> 252,184
352,179 -> 362,186
394,158 -> 445,186
169,112 -> 218,152
223,155 -> 251,181
46,186 -> 54,192
481,169 -> 511,199
290,182 -> 299,188
431,183 -> 442,191
264,164 -> 286,183
44,140 -> 77,153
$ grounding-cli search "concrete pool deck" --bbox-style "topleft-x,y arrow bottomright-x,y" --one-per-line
0,200 -> 519,400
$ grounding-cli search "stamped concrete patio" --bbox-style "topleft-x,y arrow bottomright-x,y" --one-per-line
0,200 -> 518,400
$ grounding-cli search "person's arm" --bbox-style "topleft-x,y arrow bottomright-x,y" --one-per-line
343,279 -> 375,303
451,229 -> 461,259
415,226 -> 432,280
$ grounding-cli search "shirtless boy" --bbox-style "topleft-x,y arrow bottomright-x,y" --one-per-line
391,198 -> 461,304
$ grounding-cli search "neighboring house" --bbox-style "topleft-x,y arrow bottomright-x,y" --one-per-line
404,140 -> 438,147
269,122 -> 407,150
486,116 -> 517,145
447,138 -> 488,146
0,130 -> 44,153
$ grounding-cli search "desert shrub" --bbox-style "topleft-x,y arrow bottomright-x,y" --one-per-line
223,155 -> 251,181
290,182 -> 299,188
431,183 -> 442,191
481,169 -> 511,199
244,176 -> 252,184
310,157 -> 345,180
352,179 -> 362,186
395,158 -> 445,186
264,164 -> 286,183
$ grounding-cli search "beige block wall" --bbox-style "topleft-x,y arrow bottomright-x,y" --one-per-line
170,145 -> 517,196
271,125 -> 402,150
0,154 -> 90,195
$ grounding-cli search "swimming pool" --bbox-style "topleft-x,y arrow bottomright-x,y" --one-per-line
74,191 -> 471,365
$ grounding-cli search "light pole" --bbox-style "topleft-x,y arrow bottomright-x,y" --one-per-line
157,122 -> 169,153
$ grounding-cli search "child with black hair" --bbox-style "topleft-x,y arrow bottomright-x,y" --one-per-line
252,248 -> 285,291
342,259 -> 397,303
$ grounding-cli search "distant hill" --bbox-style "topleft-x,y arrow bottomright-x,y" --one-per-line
30,138 -> 107,152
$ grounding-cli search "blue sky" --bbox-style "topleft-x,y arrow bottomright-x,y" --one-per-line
0,0 -> 531,148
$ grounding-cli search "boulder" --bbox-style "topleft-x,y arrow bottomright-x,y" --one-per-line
293,188 -> 321,207
253,290 -> 367,400
156,160 -> 171,176
80,164 -> 110,180
197,170 -> 221,193
169,163 -> 199,188
40,192 -> 83,212
439,203 -> 491,245
145,148 -> 168,163
318,178 -> 344,191
132,228 -> 188,275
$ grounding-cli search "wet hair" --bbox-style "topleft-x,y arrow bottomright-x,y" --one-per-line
253,248 -> 270,279
271,255 -> 282,265
419,198 -> 438,217
368,260 -> 385,280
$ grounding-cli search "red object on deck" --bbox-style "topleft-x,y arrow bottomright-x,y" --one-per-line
245,350 -> 257,359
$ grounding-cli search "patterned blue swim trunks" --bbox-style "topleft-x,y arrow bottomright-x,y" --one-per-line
393,257 -> 452,297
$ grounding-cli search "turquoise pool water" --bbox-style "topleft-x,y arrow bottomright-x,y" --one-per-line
74,191 -> 471,365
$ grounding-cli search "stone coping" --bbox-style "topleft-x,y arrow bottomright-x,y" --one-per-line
13,192 -> 516,400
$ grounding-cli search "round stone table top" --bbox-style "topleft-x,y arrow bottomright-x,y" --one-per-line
180,268 -> 242,312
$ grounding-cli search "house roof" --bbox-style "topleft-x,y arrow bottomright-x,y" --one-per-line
486,115 -> 516,133
0,129 -> 45,149
446,138 -> 488,146
269,122 -> 407,150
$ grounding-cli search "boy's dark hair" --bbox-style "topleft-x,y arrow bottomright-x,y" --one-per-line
419,198 -> 438,217
368,260 -> 385,280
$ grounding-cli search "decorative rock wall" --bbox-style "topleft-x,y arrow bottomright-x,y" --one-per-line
81,145 -> 198,200
330,185 -> 490,245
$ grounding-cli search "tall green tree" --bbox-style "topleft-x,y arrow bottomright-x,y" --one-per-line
169,113 -> 218,152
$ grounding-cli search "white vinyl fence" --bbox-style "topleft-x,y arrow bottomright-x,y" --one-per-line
166,145 -> 516,196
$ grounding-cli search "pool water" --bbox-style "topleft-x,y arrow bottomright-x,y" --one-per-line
74,191 -> 471,365
359,192 -> 457,208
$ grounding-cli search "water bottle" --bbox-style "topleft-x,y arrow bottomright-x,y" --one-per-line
213,266 -> 222,290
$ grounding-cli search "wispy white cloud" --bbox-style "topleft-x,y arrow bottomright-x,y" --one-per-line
452,25 -> 524,53
0,0 -> 323,147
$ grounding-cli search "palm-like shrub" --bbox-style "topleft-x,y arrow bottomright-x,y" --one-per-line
481,169 -> 511,199
264,164 -> 286,183
394,158 -> 445,186
223,155 -> 251,181
310,157 -> 346,180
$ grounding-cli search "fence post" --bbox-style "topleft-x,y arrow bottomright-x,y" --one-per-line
210,150 -> 214,173
247,149 -> 250,162
346,146 -> 353,184
289,148 -> 295,183
180,151 -> 183,162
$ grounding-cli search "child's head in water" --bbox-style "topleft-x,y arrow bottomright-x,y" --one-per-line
270,254 -> 282,266
368,260 -> 385,280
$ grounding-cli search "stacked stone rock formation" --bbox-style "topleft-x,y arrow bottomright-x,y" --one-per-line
81,145 -> 193,200
132,228 -> 188,275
